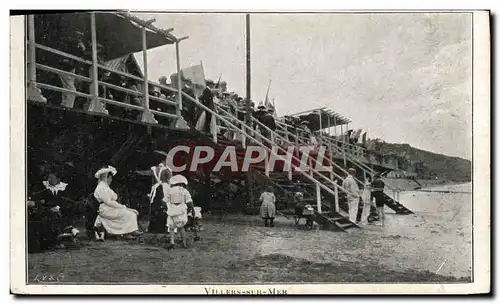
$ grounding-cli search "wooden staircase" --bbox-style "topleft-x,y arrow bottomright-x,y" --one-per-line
253,170 -> 359,231
383,193 -> 413,214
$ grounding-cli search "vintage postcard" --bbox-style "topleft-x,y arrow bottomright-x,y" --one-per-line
10,10 -> 490,295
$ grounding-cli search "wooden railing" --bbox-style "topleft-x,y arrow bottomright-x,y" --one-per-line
25,13 -> 185,126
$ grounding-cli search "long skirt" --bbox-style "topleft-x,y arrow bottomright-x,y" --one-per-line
260,201 -> 276,219
95,206 -> 138,235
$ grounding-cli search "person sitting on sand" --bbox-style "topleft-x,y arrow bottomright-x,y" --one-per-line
371,174 -> 386,226
259,186 -> 277,227
294,192 -> 305,217
165,174 -> 192,249
302,204 -> 315,229
93,166 -> 143,241
27,168 -> 80,252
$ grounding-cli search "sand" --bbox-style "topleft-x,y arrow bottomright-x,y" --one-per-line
27,183 -> 472,284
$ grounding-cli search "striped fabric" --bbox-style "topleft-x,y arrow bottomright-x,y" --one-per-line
104,55 -> 130,73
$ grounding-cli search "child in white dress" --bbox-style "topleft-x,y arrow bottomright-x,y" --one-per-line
165,174 -> 192,249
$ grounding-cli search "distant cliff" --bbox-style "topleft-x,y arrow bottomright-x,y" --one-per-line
375,142 -> 472,182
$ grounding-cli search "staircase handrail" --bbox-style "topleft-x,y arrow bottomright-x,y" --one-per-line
181,91 -> 358,200
213,103 -> 356,195
320,135 -> 403,192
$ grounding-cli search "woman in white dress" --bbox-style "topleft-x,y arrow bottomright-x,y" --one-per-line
93,166 -> 143,240
259,186 -> 277,227
165,174 -> 192,249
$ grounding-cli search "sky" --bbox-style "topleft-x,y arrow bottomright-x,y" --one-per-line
133,13 -> 472,160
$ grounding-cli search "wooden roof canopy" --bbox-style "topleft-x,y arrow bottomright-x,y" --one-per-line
286,108 -> 351,132
34,12 -> 178,61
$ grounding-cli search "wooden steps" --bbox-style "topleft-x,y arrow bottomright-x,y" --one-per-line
313,211 -> 359,232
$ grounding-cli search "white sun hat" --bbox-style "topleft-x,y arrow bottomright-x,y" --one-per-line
94,166 -> 118,179
170,174 -> 188,186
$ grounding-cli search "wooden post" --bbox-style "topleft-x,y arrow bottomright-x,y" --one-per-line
142,27 -> 149,110
241,122 -> 247,148
175,41 -> 182,116
334,180 -> 339,213
341,124 -> 347,167
141,26 -> 156,123
27,15 -> 36,87
212,115 -> 217,143
91,13 -> 99,104
26,15 -> 46,103
316,183 -> 322,213
318,110 -> 322,145
87,12 -> 106,114
172,38 -> 189,128
326,114 -> 330,152
245,13 -> 253,210
334,116 -> 337,141
264,149 -> 269,177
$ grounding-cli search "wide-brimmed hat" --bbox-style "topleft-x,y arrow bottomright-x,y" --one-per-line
300,121 -> 309,125
170,174 -> 188,186
348,168 -> 356,174
94,166 -> 117,179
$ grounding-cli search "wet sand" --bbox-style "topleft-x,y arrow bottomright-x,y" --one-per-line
27,183 -> 471,283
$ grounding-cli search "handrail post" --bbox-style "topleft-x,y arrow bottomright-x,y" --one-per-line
316,183 -> 322,213
87,12 -> 107,114
141,26 -> 157,124
26,15 -> 46,103
175,41 -> 182,116
174,40 -> 189,129
318,110 -> 323,145
241,122 -> 247,148
264,149 -> 270,177
334,180 -> 339,213
341,124 -> 347,167
212,115 -> 217,143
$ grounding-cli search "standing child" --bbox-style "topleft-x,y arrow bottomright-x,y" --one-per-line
259,186 -> 276,227
165,174 -> 191,249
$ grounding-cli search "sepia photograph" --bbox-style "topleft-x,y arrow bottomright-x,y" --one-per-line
9,9 -> 490,294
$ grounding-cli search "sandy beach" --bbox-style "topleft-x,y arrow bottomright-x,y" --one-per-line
27,182 -> 472,284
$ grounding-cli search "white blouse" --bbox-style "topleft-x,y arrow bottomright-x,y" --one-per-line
94,181 -> 125,209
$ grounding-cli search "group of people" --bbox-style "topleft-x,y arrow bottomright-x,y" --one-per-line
256,168 -> 386,229
27,157 -> 201,253
147,160 -> 202,248
342,168 -> 386,226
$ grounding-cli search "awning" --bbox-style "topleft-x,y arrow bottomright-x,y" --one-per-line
285,108 -> 351,131
34,12 -> 175,61
104,54 -> 144,78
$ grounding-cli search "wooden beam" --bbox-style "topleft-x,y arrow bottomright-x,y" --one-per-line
287,107 -> 327,116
